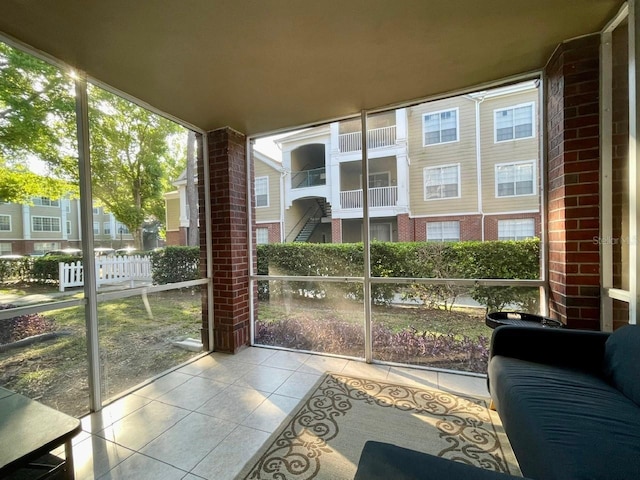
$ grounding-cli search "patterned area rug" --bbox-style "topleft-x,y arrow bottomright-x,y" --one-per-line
239,373 -> 520,480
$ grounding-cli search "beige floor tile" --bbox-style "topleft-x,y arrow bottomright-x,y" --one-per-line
97,452 -> 185,480
190,425 -> 270,480
99,401 -> 189,451
196,385 -> 268,422
438,371 -> 489,398
225,346 -> 276,364
260,350 -> 311,370
233,365 -> 293,393
241,393 -> 302,433
156,376 -> 228,411
298,355 -> 349,375
197,360 -> 256,384
71,435 -> 134,480
341,360 -> 390,380
274,371 -> 322,399
386,366 -> 439,390
140,412 -> 237,471
82,394 -> 152,433
134,371 -> 193,400
176,354 -> 228,375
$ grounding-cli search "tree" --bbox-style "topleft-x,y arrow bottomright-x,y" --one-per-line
0,42 -> 187,248
186,131 -> 199,246
85,87 -> 185,249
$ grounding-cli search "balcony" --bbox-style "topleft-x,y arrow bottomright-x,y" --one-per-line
340,185 -> 398,209
338,125 -> 397,153
291,166 -> 326,189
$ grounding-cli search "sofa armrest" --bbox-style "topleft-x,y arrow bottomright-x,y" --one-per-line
354,441 -> 526,480
489,325 -> 610,373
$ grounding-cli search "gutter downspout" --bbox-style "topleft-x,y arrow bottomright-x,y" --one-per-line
470,95 -> 485,240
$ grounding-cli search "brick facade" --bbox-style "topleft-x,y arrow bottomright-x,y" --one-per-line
545,34 -> 601,329
256,222 -> 281,244
483,213 -> 542,241
200,127 -> 251,353
331,218 -> 342,243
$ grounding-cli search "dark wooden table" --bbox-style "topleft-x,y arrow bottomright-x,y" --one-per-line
0,387 -> 82,479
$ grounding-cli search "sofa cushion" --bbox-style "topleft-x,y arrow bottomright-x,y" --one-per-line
603,324 -> 640,406
489,356 -> 640,480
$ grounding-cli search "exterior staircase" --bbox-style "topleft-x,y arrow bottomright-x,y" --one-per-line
294,199 -> 332,242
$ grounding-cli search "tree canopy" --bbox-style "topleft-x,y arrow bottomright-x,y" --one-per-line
0,41 -> 187,249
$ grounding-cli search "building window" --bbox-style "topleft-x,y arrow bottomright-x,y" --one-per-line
424,164 -> 460,200
103,222 -> 111,235
256,176 -> 269,207
370,223 -> 392,242
32,216 -> 61,232
93,222 -> 100,235
498,218 -> 535,240
496,161 -> 535,197
0,215 -> 10,232
116,223 -> 130,235
33,242 -> 60,255
423,108 -> 458,146
32,196 -> 60,207
66,221 -> 71,235
93,206 -> 101,215
256,227 -> 269,245
426,221 -> 460,242
494,103 -> 534,142
0,243 -> 12,254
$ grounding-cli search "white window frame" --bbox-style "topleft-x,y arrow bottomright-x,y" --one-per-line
32,196 -> 60,207
33,242 -> 60,254
256,227 -> 269,245
255,176 -> 269,208
93,206 -> 101,215
103,222 -> 111,235
360,171 -> 391,188
495,160 -> 536,198
422,107 -> 459,146
426,221 -> 461,242
0,243 -> 12,254
423,164 -> 461,201
494,102 -> 535,143
93,221 -> 100,235
116,222 -> 130,235
66,221 -> 72,235
32,216 -> 61,232
0,214 -> 11,232
498,218 -> 536,241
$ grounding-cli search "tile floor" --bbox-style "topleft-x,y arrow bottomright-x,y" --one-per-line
56,347 -> 489,480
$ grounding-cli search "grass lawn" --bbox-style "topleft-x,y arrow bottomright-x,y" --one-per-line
0,288 -> 202,417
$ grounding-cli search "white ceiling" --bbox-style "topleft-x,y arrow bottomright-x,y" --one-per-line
0,0 -> 623,135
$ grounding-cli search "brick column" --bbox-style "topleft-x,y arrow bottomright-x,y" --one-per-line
545,34 -> 600,329
202,127 -> 251,353
331,218 -> 342,243
397,213 -> 414,241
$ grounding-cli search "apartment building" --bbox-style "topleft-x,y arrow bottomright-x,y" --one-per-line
0,196 -> 134,255
251,81 -> 540,245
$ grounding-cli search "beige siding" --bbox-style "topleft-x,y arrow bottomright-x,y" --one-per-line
480,91 -> 540,213
255,160 -> 281,222
0,203 -> 22,239
165,194 -> 180,231
29,204 -> 63,239
407,97 -> 478,215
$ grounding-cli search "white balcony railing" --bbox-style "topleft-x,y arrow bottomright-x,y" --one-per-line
340,186 -> 398,209
338,125 -> 397,153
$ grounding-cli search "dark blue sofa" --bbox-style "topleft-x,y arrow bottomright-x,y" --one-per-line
355,324 -> 640,479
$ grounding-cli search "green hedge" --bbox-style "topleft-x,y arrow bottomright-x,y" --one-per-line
257,239 -> 540,311
31,255 -> 82,283
151,246 -> 200,284
0,257 -> 32,282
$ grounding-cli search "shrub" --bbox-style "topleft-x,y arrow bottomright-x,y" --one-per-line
31,255 -> 81,283
0,257 -> 32,282
151,246 -> 200,284
0,304 -> 56,344
257,239 -> 540,310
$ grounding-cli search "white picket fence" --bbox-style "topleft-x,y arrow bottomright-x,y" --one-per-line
59,255 -> 152,291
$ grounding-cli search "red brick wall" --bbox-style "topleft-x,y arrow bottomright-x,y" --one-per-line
331,218 -> 342,243
397,214 -> 413,241
203,128 -> 251,353
256,222 -> 281,243
545,34 -> 601,329
410,215 -> 482,241
165,228 -> 187,246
